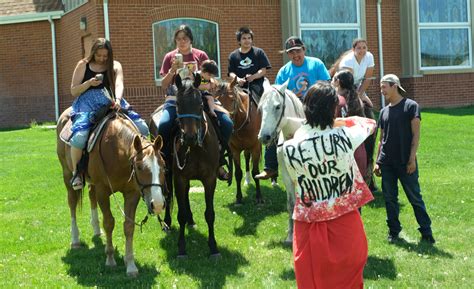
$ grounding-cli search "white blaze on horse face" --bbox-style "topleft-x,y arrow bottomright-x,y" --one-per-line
149,155 -> 164,215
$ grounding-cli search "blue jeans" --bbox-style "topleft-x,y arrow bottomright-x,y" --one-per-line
263,143 -> 278,172
380,163 -> 432,236
157,102 -> 233,157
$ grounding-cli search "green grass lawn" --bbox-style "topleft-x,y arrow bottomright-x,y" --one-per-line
0,107 -> 473,288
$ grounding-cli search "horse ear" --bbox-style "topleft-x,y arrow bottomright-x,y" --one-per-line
133,135 -> 142,153
175,73 -> 183,90
263,78 -> 272,91
153,135 -> 163,151
279,80 -> 289,94
230,76 -> 238,89
193,72 -> 201,88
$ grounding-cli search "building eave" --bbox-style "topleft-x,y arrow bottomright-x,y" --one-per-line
0,11 -> 63,25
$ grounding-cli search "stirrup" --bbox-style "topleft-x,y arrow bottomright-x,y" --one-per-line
70,172 -> 83,190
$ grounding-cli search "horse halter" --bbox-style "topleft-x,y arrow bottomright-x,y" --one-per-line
269,87 -> 287,144
129,142 -> 166,207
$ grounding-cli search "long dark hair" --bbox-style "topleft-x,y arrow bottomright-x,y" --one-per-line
86,38 -> 115,94
303,82 -> 338,130
335,70 -> 364,117
174,24 -> 194,44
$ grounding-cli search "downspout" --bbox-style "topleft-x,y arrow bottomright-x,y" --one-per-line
103,0 -> 110,40
377,0 -> 385,107
48,16 -> 59,120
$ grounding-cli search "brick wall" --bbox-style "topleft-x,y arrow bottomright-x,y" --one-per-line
0,21 -> 55,127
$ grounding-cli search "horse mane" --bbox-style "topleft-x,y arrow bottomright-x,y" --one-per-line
112,115 -> 142,154
259,84 -> 305,118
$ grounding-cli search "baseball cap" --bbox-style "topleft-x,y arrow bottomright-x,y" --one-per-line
381,74 -> 406,93
285,36 -> 304,52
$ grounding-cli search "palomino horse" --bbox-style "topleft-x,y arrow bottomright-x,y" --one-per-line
214,77 -> 262,204
173,73 -> 220,257
258,81 -> 305,244
57,109 -> 166,276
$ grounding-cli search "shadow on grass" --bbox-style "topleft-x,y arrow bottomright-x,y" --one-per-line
159,227 -> 249,289
392,238 -> 453,258
280,268 -> 295,281
0,126 -> 29,132
225,183 -> 287,236
366,189 -> 386,209
62,235 -> 159,288
364,255 -> 397,280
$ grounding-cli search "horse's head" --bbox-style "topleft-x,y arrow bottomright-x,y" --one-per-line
131,135 -> 166,215
213,77 -> 246,116
176,73 -> 203,147
258,80 -> 289,145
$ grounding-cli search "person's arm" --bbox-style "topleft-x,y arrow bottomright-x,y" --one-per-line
407,118 -> 420,174
70,60 -> 101,97
358,66 -> 374,107
161,58 -> 179,89
245,68 -> 267,82
373,128 -> 383,177
113,61 -> 124,106
229,72 -> 246,87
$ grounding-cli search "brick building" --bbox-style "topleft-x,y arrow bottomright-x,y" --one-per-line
1,0 -> 473,128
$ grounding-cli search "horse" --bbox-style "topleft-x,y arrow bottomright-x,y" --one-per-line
173,73 -> 221,258
257,80 -> 305,245
57,108 -> 166,276
214,77 -> 262,204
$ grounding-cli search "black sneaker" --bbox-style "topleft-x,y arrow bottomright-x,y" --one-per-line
387,233 -> 400,243
420,234 -> 436,244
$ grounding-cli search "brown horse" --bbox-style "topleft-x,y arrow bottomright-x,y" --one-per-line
214,78 -> 263,204
173,73 -> 220,258
57,108 -> 166,276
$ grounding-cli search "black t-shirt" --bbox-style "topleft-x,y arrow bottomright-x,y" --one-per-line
377,98 -> 421,165
82,63 -> 110,92
227,46 -> 271,88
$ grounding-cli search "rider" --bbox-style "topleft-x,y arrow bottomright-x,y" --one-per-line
159,25 -> 232,180
69,38 -> 149,190
228,26 -> 271,102
255,36 -> 330,180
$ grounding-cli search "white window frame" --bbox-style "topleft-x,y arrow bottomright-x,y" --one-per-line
417,0 -> 472,71
152,17 -> 221,85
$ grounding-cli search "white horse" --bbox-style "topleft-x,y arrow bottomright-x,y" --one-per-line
258,80 -> 305,244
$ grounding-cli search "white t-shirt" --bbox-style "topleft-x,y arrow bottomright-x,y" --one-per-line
339,51 -> 375,86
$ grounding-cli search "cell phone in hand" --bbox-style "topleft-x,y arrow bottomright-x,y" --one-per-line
95,74 -> 104,81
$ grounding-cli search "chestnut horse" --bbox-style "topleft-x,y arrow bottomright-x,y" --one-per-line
173,73 -> 220,258
57,109 -> 166,276
214,77 -> 263,204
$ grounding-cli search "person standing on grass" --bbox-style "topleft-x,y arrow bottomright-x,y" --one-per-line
374,74 -> 435,244
283,82 -> 376,289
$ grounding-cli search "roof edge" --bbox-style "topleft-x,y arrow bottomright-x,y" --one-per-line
0,11 -> 63,25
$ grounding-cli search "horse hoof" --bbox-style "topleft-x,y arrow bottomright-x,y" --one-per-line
162,226 -> 172,234
210,253 -> 221,259
177,254 -> 188,259
127,270 -> 139,278
70,242 -> 81,249
187,223 -> 197,230
235,199 -> 243,206
283,239 -> 293,246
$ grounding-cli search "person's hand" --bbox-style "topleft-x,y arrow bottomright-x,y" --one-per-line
170,59 -> 180,74
112,98 -> 121,109
374,163 -> 381,177
89,77 -> 102,87
406,158 -> 416,174
237,77 -> 246,87
245,74 -> 254,82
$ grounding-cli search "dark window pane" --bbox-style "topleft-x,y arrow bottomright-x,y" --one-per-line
420,29 -> 470,67
301,29 -> 358,69
300,0 -> 358,24
419,0 -> 468,23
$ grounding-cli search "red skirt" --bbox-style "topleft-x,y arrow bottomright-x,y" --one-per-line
293,210 -> 368,289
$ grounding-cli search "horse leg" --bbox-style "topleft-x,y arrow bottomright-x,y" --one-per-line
278,147 -> 294,245
184,181 -> 196,228
174,177 -> 188,257
163,167 -> 173,229
63,170 -> 82,248
97,191 -> 116,267
233,149 -> 243,205
123,192 -> 140,277
88,185 -> 101,237
202,178 -> 220,257
251,144 -> 263,204
244,150 -> 251,186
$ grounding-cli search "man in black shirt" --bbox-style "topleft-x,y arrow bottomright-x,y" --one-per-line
228,26 -> 271,102
374,74 -> 435,244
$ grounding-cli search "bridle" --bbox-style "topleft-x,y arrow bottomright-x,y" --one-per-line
266,87 -> 286,145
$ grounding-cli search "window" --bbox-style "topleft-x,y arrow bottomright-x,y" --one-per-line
418,0 -> 472,70
298,0 -> 361,68
152,18 -> 220,83
63,0 -> 88,13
